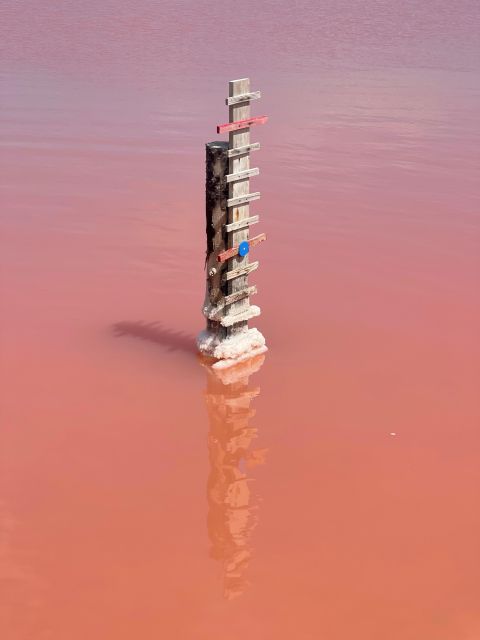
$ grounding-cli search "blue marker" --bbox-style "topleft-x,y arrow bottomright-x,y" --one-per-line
238,241 -> 250,257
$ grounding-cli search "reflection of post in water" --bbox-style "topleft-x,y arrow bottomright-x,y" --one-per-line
202,354 -> 267,600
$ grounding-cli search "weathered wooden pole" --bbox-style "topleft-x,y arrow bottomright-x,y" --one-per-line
198,78 -> 268,368
204,141 -> 229,343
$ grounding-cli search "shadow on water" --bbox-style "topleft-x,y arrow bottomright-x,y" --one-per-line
112,321 -> 197,354
200,354 -> 267,600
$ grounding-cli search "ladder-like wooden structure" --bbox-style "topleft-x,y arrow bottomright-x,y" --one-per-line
198,78 -> 268,368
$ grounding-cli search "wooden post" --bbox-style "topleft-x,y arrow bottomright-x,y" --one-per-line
198,78 -> 268,368
227,78 -> 251,335
204,141 -> 229,338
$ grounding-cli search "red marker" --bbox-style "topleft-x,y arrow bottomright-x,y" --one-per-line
217,116 -> 268,135
217,233 -> 267,263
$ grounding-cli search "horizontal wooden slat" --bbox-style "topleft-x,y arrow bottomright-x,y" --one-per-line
247,233 -> 266,248
218,244 -> 242,263
217,115 -> 268,134
203,285 -> 257,318
223,261 -> 259,281
226,167 -> 259,183
221,305 -> 261,327
227,192 -> 260,208
224,285 -> 257,305
227,142 -> 260,158
225,91 -> 261,106
217,233 -> 267,263
224,215 -> 259,232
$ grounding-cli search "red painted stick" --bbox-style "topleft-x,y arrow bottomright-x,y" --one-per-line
217,116 -> 268,134
217,233 -> 267,263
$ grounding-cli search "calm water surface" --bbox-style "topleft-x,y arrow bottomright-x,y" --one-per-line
1,1 -> 480,638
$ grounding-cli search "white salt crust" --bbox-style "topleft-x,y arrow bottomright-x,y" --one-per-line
197,326 -> 267,366
202,300 -> 224,321
208,352 -> 266,384
212,345 -> 268,370
202,301 -> 261,325
221,305 -> 260,327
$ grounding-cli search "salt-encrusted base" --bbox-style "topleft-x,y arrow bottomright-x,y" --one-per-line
212,345 -> 268,370
197,327 -> 267,369
202,352 -> 266,384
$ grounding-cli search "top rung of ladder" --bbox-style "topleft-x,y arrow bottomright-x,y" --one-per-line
225,91 -> 261,106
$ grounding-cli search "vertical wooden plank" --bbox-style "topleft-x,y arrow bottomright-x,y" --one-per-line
227,78 -> 251,334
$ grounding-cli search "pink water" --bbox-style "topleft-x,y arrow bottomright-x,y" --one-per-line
1,2 -> 480,638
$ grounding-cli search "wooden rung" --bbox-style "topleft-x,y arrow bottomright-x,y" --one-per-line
227,192 -> 260,208
224,285 -> 257,305
203,285 -> 257,318
226,167 -> 259,183
217,116 -> 268,134
223,261 -> 259,281
221,305 -> 261,327
217,233 -> 267,263
225,91 -> 261,106
225,215 -> 259,232
227,143 -> 260,158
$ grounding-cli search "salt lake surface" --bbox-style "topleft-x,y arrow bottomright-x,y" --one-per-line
1,1 -> 480,638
